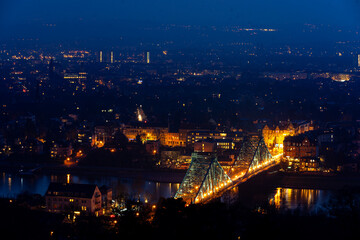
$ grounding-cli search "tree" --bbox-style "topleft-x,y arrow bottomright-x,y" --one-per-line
113,131 -> 128,150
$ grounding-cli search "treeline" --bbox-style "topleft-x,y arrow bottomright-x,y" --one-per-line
2,187 -> 360,240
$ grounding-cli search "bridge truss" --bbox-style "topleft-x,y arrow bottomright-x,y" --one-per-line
229,135 -> 273,180
175,152 -> 232,203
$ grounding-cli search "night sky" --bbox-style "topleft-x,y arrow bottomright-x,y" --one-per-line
1,0 -> 360,45
1,0 -> 360,26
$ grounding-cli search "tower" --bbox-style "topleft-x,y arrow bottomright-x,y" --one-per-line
111,51 -> 114,63
146,52 -> 150,64
99,51 -> 103,63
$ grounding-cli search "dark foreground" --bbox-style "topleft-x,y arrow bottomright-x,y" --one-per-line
1,194 -> 360,240
1,174 -> 360,240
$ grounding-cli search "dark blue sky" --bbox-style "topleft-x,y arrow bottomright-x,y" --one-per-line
1,0 -> 360,27
1,0 -> 360,46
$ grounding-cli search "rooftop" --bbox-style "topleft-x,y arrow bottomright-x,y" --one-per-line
45,182 -> 98,199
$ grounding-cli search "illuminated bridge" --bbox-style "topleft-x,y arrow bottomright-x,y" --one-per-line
175,135 -> 280,204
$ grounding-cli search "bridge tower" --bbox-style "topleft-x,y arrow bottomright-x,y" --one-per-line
246,136 -> 273,175
175,152 -> 232,204
229,135 -> 273,180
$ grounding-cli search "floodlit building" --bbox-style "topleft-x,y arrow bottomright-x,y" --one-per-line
262,122 -> 295,153
122,126 -> 189,147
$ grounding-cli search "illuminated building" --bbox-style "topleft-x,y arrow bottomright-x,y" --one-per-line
299,157 -> 321,172
122,124 -> 190,147
62,50 -> 89,59
136,106 -> 147,122
164,132 -> 180,146
194,138 -> 235,153
310,72 -> 331,79
50,143 -> 73,159
296,121 -> 316,134
358,54 -> 360,67
111,51 -> 114,63
165,129 -> 190,147
187,130 -> 243,147
92,126 -> 119,148
99,51 -> 103,63
45,183 -> 104,216
215,139 -> 235,150
262,122 -> 295,153
123,126 -> 167,143
263,72 -> 307,81
63,72 -> 87,81
77,129 -> 93,146
146,51 -> 150,64
124,127 -> 241,149
331,73 -> 351,82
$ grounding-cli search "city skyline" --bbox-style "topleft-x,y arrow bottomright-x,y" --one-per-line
1,1 -> 360,239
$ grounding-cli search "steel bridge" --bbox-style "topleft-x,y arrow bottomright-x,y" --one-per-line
175,135 -> 279,204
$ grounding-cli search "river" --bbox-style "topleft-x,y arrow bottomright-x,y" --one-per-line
0,170 -> 337,211
0,171 -> 180,203
268,187 -> 332,213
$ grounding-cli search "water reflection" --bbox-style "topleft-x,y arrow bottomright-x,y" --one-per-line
66,174 -> 70,184
8,177 -> 11,192
269,187 -> 330,212
0,172 -> 180,203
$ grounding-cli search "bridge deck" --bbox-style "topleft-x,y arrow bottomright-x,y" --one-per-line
201,161 -> 279,204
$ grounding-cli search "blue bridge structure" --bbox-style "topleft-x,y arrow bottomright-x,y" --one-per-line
175,135 -> 281,204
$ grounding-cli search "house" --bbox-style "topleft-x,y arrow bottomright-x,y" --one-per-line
284,134 -> 317,159
45,183 -> 103,216
50,143 -> 73,159
299,157 -> 321,172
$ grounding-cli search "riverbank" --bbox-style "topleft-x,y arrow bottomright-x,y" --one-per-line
0,160 -> 186,183
244,170 -> 360,190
